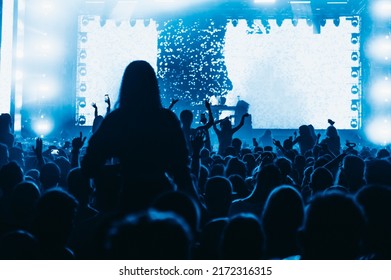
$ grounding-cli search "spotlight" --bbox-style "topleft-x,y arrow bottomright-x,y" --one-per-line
78,97 -> 86,108
231,19 -> 238,27
319,18 -> 326,27
370,79 -> 391,104
365,118 -> 391,145
33,119 -> 53,136
351,16 -> 359,27
144,19 -> 151,27
78,115 -> 86,125
78,64 -> 87,76
371,0 -> 391,21
80,82 -> 87,92
82,16 -> 90,26
80,49 -> 87,59
351,85 -> 360,94
115,21 -> 121,27
79,32 -> 88,43
333,18 -> 340,27
351,51 -> 359,61
350,119 -> 358,129
291,18 -> 298,27
351,33 -> 359,44
306,19 -> 312,27
130,19 -> 137,27
351,67 -> 360,78
351,99 -> 360,111
367,36 -> 391,63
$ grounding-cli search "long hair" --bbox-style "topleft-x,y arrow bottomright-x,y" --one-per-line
117,61 -> 162,112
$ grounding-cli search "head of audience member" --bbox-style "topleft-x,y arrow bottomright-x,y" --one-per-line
204,176 -> 233,219
229,174 -> 250,199
107,210 -> 192,259
221,213 -> 264,260
180,110 -> 193,129
275,157 -> 292,178
376,148 -> 390,159
209,163 -> 225,177
10,181 -> 41,229
31,188 -> 79,259
225,157 -> 246,179
39,162 -> 61,191
0,113 -> 12,133
117,60 -> 161,112
310,167 -> 334,194
231,138 -> 242,156
220,118 -> 232,131
9,147 -> 25,170
252,164 -> 282,204
262,185 -> 304,259
0,161 -> 24,196
198,218 -> 228,259
299,191 -> 365,259
54,156 -> 71,188
356,185 -> 391,259
337,155 -> 365,193
67,167 -> 93,207
364,159 -> 391,187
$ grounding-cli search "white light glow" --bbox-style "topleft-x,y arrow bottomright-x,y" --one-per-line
365,117 -> 391,146
367,36 -> 391,63
369,79 -> 391,105
33,119 -> 54,136
371,0 -> 391,21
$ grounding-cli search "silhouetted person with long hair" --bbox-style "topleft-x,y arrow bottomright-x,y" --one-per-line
292,125 -> 315,156
81,60 -> 194,212
262,185 -> 304,259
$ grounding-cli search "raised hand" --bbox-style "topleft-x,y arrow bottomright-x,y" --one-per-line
252,137 -> 259,147
272,139 -> 282,148
32,137 -> 43,157
205,100 -> 211,110
191,130 -> 205,155
91,102 -> 97,109
105,94 -> 110,104
168,98 -> 179,110
72,132 -> 87,152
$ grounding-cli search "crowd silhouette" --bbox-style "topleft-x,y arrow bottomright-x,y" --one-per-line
1,61 -> 391,260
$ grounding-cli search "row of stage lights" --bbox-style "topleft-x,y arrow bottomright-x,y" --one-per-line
364,0 -> 391,145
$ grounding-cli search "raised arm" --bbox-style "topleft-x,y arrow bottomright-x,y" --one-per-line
92,102 -> 98,118
232,113 -> 250,134
105,94 -> 111,116
71,132 -> 87,168
167,98 -> 179,111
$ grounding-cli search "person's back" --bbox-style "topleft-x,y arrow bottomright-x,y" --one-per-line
81,61 -> 194,212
